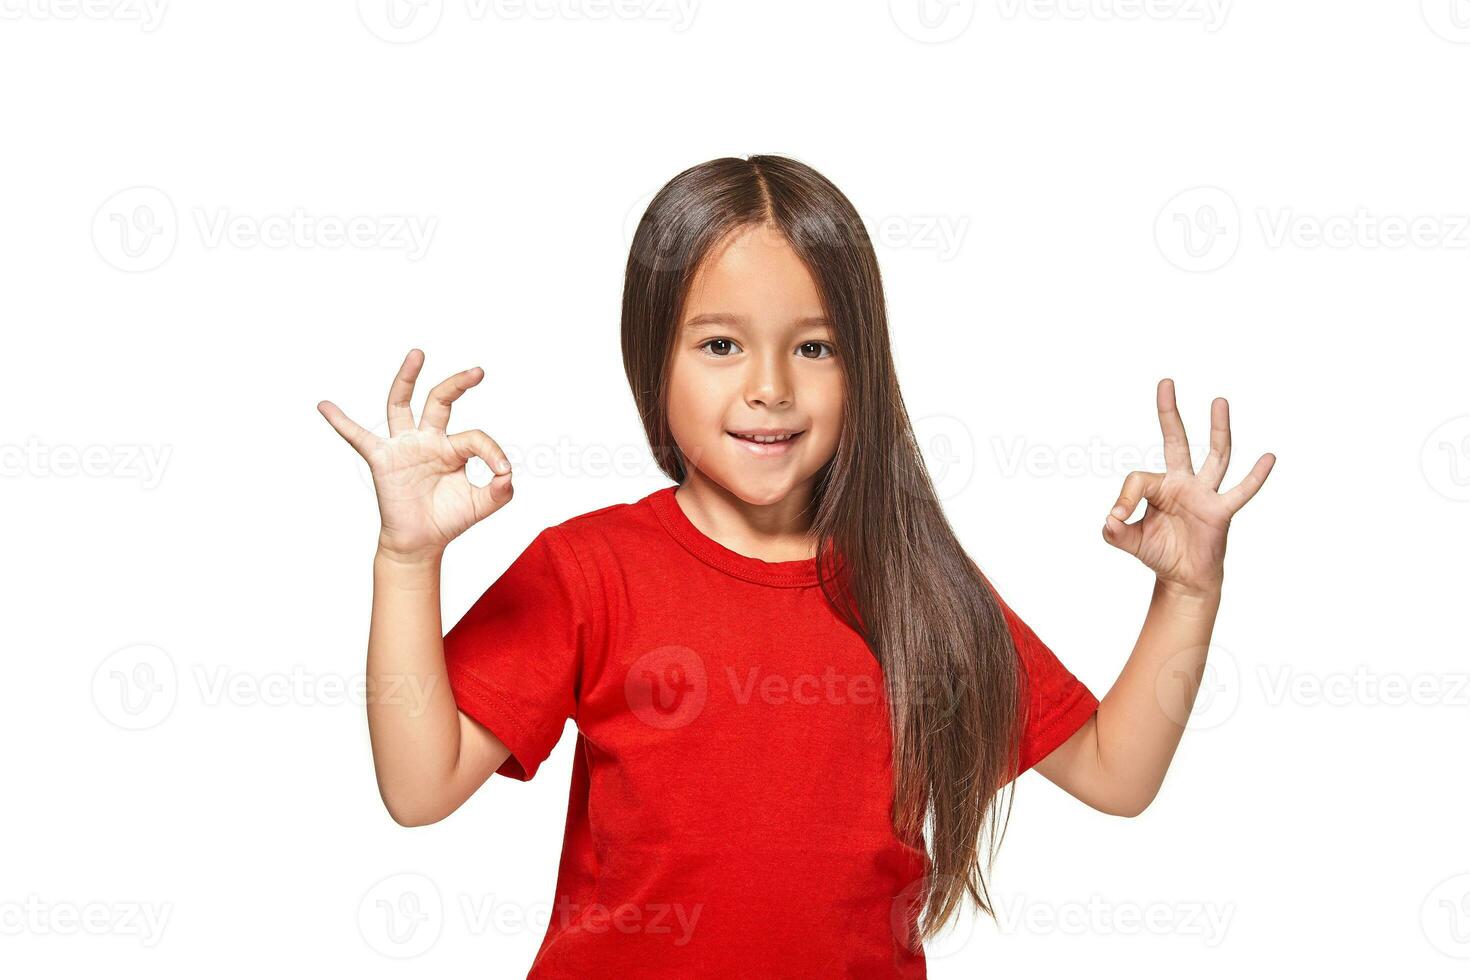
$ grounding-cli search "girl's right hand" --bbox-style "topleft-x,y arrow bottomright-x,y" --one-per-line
317,349 -> 514,563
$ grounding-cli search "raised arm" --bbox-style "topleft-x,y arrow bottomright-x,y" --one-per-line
367,549 -> 513,825
1034,379 -> 1275,816
319,349 -> 517,826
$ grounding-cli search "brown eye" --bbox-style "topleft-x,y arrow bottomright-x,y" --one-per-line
798,341 -> 835,360
699,339 -> 739,357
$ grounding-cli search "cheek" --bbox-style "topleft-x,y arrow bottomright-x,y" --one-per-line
806,378 -> 845,455
664,362 -> 725,446
816,376 -> 844,426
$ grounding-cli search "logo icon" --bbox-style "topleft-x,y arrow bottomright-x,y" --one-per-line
1155,186 -> 1240,273
358,0 -> 444,43
1421,415 -> 1470,502
1153,643 -> 1239,730
92,643 -> 178,730
93,186 -> 177,272
889,0 -> 977,43
1422,0 -> 1470,43
358,872 -> 444,958
901,413 -> 975,502
625,645 -> 708,730
1422,873 -> 1470,958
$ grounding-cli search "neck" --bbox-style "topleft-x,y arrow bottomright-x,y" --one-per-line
674,471 -> 820,563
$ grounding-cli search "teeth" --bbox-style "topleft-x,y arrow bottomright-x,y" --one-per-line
735,432 -> 796,443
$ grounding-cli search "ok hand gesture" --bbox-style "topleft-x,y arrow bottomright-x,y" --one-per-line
1101,379 -> 1275,599
318,349 -> 514,563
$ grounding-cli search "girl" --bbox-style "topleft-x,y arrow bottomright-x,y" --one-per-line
317,155 -> 1274,978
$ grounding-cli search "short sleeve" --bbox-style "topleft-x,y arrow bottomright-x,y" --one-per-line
985,578 -> 1100,779
443,526 -> 593,782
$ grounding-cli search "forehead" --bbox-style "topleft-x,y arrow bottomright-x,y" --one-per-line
682,224 -> 827,324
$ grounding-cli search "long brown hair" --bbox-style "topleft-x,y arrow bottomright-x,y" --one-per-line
620,154 -> 1030,945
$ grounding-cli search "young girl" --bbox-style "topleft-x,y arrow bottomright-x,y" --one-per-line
317,155 -> 1274,977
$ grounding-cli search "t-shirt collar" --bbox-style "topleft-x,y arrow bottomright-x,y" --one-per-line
647,484 -> 842,589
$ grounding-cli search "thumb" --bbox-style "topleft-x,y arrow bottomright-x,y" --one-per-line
1101,470 -> 1162,556
448,429 -> 515,518
1101,510 -> 1143,555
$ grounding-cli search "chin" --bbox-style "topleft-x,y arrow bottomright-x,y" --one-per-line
713,476 -> 803,507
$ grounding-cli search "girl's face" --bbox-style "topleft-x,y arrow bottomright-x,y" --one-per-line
666,222 -> 844,507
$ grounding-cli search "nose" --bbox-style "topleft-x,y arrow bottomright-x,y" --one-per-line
744,348 -> 793,410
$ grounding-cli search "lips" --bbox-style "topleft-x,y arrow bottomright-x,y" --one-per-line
727,430 -> 805,456
729,431 -> 801,443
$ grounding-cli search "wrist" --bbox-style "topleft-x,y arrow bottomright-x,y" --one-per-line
1154,576 -> 1222,608
375,536 -> 445,570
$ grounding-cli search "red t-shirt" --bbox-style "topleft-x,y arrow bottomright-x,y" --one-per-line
443,484 -> 1099,978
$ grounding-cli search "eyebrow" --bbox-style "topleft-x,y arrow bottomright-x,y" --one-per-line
683,313 -> 831,329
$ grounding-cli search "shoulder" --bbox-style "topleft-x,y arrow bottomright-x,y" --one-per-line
537,487 -> 666,572
556,499 -> 642,532
548,488 -> 664,543
526,492 -> 665,632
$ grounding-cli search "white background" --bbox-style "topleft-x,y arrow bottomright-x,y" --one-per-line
4,1 -> 1469,976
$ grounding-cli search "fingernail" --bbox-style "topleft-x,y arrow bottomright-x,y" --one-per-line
493,458 -> 510,474
1110,505 -> 1127,519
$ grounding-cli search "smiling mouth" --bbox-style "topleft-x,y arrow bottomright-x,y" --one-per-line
727,430 -> 804,444
726,430 -> 806,455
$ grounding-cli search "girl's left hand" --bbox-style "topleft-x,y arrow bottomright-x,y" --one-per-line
1102,379 -> 1276,599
